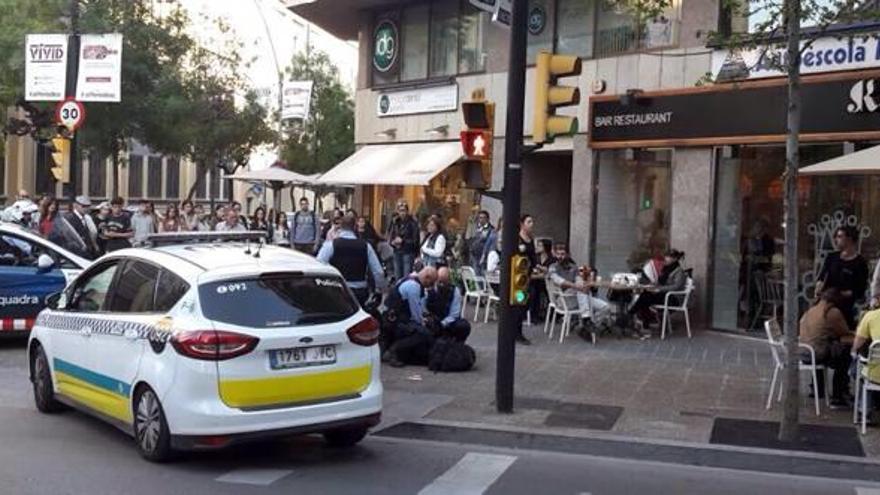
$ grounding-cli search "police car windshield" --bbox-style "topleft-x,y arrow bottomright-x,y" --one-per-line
199,273 -> 358,328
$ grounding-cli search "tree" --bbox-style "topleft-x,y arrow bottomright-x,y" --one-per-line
280,50 -> 354,175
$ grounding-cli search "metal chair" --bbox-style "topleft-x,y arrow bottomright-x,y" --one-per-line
763,319 -> 829,416
651,278 -> 695,339
544,280 -> 585,344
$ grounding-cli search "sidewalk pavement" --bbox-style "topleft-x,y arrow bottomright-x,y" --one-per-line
379,314 -> 880,458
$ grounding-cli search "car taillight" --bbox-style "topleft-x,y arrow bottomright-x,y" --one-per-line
347,317 -> 380,346
171,330 -> 259,361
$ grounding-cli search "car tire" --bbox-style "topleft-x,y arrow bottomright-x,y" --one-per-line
323,426 -> 368,448
133,387 -> 174,462
31,345 -> 64,413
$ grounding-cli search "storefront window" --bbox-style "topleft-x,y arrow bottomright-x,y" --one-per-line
429,2 -> 458,78
709,143 -> 880,332
595,1 -> 638,57
556,0 -> 596,58
458,2 -> 487,74
594,149 -> 672,276
402,5 -> 429,81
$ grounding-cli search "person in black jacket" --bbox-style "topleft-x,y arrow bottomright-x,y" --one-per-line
817,225 -> 869,329
388,201 -> 420,281
629,249 -> 688,332
316,215 -> 386,306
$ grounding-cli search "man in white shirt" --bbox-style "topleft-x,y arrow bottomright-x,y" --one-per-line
215,209 -> 247,232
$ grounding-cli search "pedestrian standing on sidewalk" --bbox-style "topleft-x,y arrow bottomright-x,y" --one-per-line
799,288 -> 853,409
215,208 -> 247,232
816,226 -> 869,329
130,200 -> 157,247
160,204 -> 181,233
180,200 -> 199,232
388,201 -> 420,280
515,214 -> 539,345
467,210 -> 496,275
102,197 -> 133,252
37,198 -> 59,238
420,217 -> 447,268
356,216 -> 382,251
290,197 -> 319,253
251,207 -> 269,234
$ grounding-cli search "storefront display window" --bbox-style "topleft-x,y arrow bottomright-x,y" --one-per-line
594,149 -> 672,276
710,143 -> 880,332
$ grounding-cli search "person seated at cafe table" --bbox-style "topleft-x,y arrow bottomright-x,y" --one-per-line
627,249 -> 687,335
548,242 -> 611,334
799,288 -> 854,409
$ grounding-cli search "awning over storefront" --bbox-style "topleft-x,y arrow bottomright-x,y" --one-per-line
317,142 -> 463,186
800,145 -> 880,176
227,166 -> 318,184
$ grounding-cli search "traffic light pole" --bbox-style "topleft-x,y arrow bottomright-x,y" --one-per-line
495,0 -> 528,414
64,0 -> 80,199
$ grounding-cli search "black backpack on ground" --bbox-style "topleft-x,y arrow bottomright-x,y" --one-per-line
428,338 -> 476,372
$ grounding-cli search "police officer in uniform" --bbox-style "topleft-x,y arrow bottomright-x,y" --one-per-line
316,214 -> 386,306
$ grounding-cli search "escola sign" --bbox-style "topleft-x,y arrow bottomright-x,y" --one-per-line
373,20 -> 399,73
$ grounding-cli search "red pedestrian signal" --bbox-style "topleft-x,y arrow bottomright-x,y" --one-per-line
460,130 -> 493,160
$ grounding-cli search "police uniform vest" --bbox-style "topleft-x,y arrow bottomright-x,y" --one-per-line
426,285 -> 455,321
329,237 -> 369,283
385,275 -> 422,322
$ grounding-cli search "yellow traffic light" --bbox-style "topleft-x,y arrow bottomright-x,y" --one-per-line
533,51 -> 582,144
49,136 -> 70,183
510,254 -> 530,306
461,96 -> 495,189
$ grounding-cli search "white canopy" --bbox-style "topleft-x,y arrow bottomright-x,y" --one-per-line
227,167 -> 319,184
317,142 -> 463,186
800,145 -> 880,176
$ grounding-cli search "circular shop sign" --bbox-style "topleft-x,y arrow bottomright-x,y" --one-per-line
378,94 -> 391,115
373,20 -> 399,73
527,6 -> 546,36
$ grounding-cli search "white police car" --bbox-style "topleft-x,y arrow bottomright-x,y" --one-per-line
1,222 -> 88,333
28,232 -> 382,461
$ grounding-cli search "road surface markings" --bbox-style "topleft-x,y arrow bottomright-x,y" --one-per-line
856,488 -> 880,495
418,452 -> 517,495
215,468 -> 293,486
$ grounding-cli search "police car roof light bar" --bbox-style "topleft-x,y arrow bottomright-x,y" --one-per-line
146,231 -> 269,247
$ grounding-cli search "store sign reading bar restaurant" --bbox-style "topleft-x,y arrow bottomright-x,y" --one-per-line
588,69 -> 880,149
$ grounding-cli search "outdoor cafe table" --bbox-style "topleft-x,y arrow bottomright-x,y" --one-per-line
579,281 -> 655,334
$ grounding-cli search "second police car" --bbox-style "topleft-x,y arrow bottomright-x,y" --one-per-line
28,232 -> 382,461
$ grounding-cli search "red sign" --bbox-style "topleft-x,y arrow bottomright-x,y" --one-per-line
460,130 -> 493,160
55,98 -> 86,131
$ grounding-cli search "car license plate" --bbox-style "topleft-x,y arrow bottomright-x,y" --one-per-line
269,345 -> 336,370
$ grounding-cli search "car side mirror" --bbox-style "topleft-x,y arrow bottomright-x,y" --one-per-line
36,254 -> 55,274
46,291 -> 66,310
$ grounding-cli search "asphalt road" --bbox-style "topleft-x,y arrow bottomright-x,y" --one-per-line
0,338 -> 878,495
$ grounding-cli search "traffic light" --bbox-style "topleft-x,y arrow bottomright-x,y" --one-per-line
49,135 -> 70,183
509,254 -> 530,306
460,95 -> 494,189
532,50 -> 582,144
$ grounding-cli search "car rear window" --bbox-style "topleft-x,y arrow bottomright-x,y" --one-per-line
198,273 -> 359,328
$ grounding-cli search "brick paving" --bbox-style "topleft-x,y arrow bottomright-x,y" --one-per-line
380,313 -> 880,457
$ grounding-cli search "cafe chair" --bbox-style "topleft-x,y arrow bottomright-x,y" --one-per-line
651,278 -> 695,339
545,281 -> 586,344
460,266 -> 492,322
750,271 -> 784,330
855,341 -> 880,434
764,319 -> 829,417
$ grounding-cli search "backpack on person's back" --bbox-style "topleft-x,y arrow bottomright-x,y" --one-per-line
428,338 -> 476,372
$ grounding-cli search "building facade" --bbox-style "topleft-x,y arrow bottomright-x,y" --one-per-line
293,0 -> 880,332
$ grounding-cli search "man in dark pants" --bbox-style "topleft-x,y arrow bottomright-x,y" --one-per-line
387,201 -> 420,281
316,215 -> 386,306
425,267 -> 471,343
290,197 -> 320,254
381,266 -> 438,367
50,196 -> 99,260
816,225 -> 869,330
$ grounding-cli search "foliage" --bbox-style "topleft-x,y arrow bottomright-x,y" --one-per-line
280,49 -> 354,175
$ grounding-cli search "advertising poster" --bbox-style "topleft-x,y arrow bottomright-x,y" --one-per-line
76,33 -> 123,102
25,34 -> 68,101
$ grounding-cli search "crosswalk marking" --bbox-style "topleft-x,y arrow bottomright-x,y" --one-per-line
215,468 -> 293,486
418,453 -> 517,495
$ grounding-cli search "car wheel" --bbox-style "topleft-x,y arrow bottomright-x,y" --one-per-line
323,426 -> 368,448
134,387 -> 173,462
31,345 -> 64,413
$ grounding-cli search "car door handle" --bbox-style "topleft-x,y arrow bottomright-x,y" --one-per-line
80,326 -> 92,338
123,328 -> 139,341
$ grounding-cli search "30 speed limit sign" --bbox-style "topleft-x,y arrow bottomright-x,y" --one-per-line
55,98 -> 86,132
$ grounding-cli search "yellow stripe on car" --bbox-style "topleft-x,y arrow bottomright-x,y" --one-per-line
55,371 -> 133,423
219,365 -> 372,408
